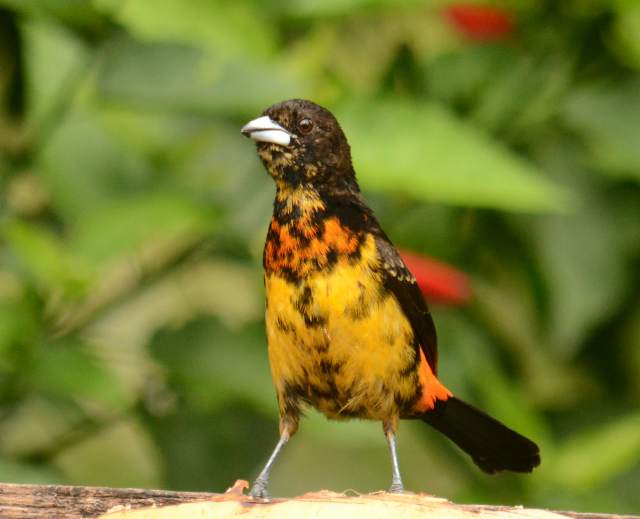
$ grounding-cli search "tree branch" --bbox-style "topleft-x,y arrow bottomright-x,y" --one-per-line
0,481 -> 635,519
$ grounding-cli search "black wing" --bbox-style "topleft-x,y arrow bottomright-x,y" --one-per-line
375,235 -> 439,374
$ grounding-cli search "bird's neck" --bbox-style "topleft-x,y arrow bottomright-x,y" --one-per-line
272,176 -> 360,225
265,182 -> 367,279
272,183 -> 326,228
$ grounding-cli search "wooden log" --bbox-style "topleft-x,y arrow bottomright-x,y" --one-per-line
0,480 -> 635,519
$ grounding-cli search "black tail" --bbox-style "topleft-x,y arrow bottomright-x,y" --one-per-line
421,397 -> 540,474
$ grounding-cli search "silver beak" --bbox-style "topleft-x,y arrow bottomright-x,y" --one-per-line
241,115 -> 294,146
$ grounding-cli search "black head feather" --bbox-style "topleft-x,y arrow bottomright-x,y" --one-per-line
252,99 -> 355,190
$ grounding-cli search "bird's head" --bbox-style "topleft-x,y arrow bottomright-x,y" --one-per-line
241,99 -> 354,190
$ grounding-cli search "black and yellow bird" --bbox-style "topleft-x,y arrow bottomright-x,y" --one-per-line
241,99 -> 540,498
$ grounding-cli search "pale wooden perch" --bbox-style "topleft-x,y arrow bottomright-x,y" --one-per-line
0,480 -> 636,519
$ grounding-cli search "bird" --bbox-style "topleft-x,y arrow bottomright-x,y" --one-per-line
240,99 -> 540,498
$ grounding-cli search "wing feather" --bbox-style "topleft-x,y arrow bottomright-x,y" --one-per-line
375,236 -> 439,374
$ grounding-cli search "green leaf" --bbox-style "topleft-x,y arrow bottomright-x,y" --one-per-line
69,191 -> 211,265
282,0 -> 444,18
4,220 -> 91,295
28,339 -> 130,409
96,37 -> 307,116
53,418 -> 163,487
37,108 -> 153,221
0,459 -> 63,484
150,319 -> 274,413
533,201 -> 628,357
21,18 -> 88,132
612,4 -> 640,69
338,98 -> 571,212
0,0 -> 102,27
146,404 -> 276,492
96,106 -> 191,157
0,298 -> 39,370
550,412 -> 640,491
624,304 -> 640,400
0,395 -> 84,458
427,46 -> 513,107
471,278 -> 590,408
94,0 -> 276,59
563,79 -> 640,180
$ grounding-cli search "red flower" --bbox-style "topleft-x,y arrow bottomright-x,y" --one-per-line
444,4 -> 514,41
399,249 -> 472,306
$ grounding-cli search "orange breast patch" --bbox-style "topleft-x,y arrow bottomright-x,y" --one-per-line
265,216 -> 361,276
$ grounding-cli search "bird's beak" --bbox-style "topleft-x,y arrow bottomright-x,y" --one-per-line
241,115 -> 294,146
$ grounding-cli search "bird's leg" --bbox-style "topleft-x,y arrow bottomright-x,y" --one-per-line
249,433 -> 289,498
383,419 -> 404,493
249,414 -> 298,499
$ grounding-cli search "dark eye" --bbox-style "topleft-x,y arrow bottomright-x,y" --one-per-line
298,118 -> 313,134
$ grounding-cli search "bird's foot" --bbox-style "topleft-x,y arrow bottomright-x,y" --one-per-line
249,477 -> 269,499
388,482 -> 405,493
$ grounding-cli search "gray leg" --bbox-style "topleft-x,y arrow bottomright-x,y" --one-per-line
386,430 -> 404,493
249,434 -> 289,498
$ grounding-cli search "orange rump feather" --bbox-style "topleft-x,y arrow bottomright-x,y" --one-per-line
414,347 -> 452,413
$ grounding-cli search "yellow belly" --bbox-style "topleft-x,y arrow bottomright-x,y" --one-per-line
265,235 -> 420,421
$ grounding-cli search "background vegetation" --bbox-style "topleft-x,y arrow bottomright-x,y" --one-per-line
1,0 -> 639,514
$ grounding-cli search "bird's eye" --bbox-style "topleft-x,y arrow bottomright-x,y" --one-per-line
298,118 -> 313,134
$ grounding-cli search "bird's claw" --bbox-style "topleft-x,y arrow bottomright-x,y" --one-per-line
389,482 -> 405,493
248,478 -> 269,499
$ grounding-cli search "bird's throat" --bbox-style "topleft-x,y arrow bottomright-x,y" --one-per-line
265,184 -> 362,280
273,183 -> 326,225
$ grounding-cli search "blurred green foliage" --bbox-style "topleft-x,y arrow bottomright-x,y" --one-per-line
0,0 -> 639,514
